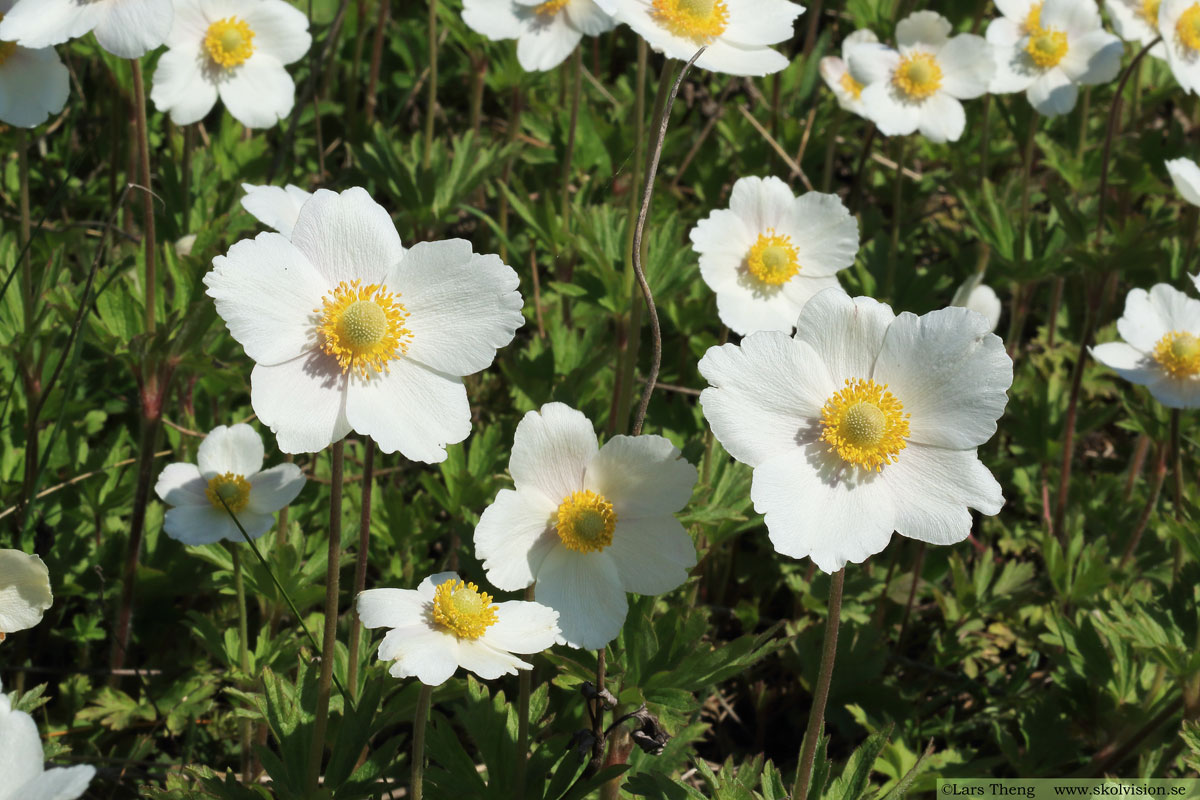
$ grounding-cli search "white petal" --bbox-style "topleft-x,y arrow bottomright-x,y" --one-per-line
163,504 -> 273,545
483,600 -> 562,653
1167,158 -> 1200,207
344,359 -> 471,463
356,588 -> 426,630
384,626 -> 461,686
533,546 -> 627,649
691,207 -> 755,260
455,639 -> 531,679
91,0 -> 173,58
197,423 -> 264,478
291,187 -> 404,287
0,46 -> 69,129
882,444 -> 1003,545
793,288 -> 894,383
1118,284 -> 1200,351
1146,375 -> 1200,408
584,434 -> 697,518
966,284 -> 1002,332
937,34 -> 994,99
751,447 -> 896,573
218,55 -> 296,129
896,10 -> 951,48
240,183 -> 312,237
243,0 -> 312,64
462,0 -> 524,39
698,331 -> 832,467
605,516 -> 696,595
14,766 -> 96,800
389,240 -> 524,377
1091,341 -> 1162,387
0,696 -> 45,790
696,39 -> 790,77
848,42 -> 900,86
0,0 -> 100,48
841,27 -> 878,55
712,271 -> 832,336
723,0 -> 804,46
986,17 -> 1023,47
1040,0 -> 1101,33
250,354 -> 352,455
784,192 -> 859,278
859,81 -> 921,137
989,43 -> 1038,94
996,0 -> 1038,22
247,463 -> 305,514
149,45 -> 218,127
0,550 -> 52,634
475,489 -> 558,591
509,403 -> 597,505
154,463 -> 208,506
873,306 -> 1013,449
203,232 -> 327,366
416,571 -> 461,598
727,175 -> 796,233
1060,29 -> 1123,85
565,0 -> 616,35
916,91 -> 966,143
517,12 -> 582,71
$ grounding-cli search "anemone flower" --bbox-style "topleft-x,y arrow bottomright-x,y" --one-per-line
0,551 -> 52,644
0,0 -> 171,58
0,680 -> 95,800
0,0 -> 69,129
462,0 -> 616,72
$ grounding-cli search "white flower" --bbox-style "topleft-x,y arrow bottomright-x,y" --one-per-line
1092,283 -> 1200,408
987,0 -> 1122,116
154,423 -> 305,546
820,29 -> 879,117
595,0 -> 804,77
474,403 -> 698,649
0,550 -> 52,643
1105,0 -> 1167,57
357,572 -> 561,686
689,176 -> 858,336
204,188 -> 525,459
0,0 -> 69,129
1166,157 -> 1200,206
986,0 -> 1044,46
462,0 -> 615,72
698,288 -> 1012,573
951,276 -> 1003,333
0,0 -> 171,58
241,183 -> 313,239
150,0 -> 311,129
0,680 -> 94,800
849,11 -> 994,142
1161,0 -> 1200,93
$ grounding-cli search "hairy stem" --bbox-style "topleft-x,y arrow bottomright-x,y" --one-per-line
791,569 -> 846,800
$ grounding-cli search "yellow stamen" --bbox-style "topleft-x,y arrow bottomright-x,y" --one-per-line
205,472 -> 252,513
651,0 -> 729,43
839,71 -> 864,100
1026,27 -> 1069,68
534,0 -> 570,15
1023,2 -> 1043,34
431,580 -> 498,640
555,490 -> 617,553
820,378 -> 911,471
745,230 -> 801,286
892,52 -> 943,101
1141,0 -> 1162,25
315,280 -> 412,379
1178,4 -> 1200,52
204,17 -> 256,69
1153,331 -> 1200,378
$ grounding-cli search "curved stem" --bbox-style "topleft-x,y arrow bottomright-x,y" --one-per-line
630,48 -> 705,438
347,439 -> 375,697
791,569 -> 845,800
1119,438 -> 1167,569
411,683 -> 434,800
307,440 -> 346,793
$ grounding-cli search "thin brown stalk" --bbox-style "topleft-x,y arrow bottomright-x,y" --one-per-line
561,46 -> 583,225
365,0 -> 389,126
131,60 -> 156,334
346,439 -> 375,696
423,0 -> 438,169
588,648 -> 608,774
1119,440 -> 1167,568
1123,434 -> 1151,502
791,569 -> 845,800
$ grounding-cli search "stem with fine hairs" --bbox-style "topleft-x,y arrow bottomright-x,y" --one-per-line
347,439 -> 375,696
791,569 -> 845,800
307,440 -> 346,793
423,0 -> 438,169
411,683 -> 433,800
131,60 -> 156,334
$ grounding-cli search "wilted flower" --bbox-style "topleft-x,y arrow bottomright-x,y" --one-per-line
1166,157 -> 1200,206
849,11 -> 994,142
0,0 -> 171,58
0,679 -> 95,799
0,0 -> 69,129
689,176 -> 859,335
699,288 -> 1012,573
474,403 -> 698,649
820,29 -> 880,118
988,0 -> 1122,116
205,187 -> 525,458
462,0 -> 616,72
154,423 -> 305,545
150,0 -> 311,128
0,550 -> 52,643
1093,283 -> 1200,408
595,0 -> 805,76
357,571 -> 561,686
240,183 -> 314,239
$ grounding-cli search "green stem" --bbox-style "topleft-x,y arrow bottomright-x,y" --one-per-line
886,140 -> 906,302
347,439 -> 375,697
307,439 -> 346,793
423,0 -> 438,170
791,569 -> 845,800
131,59 -> 156,334
412,683 -> 433,800
515,585 -> 534,799
231,546 -> 252,783
560,46 -> 583,226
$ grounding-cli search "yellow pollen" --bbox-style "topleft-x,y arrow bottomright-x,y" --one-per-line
892,52 -> 943,100
820,378 -> 911,471
204,17 -> 256,69
1153,331 -> 1200,378
431,580 -> 498,640
205,472 -> 252,513
1026,27 -> 1069,68
745,230 -> 801,286
555,490 -> 617,553
534,0 -> 570,14
839,71 -> 864,100
1178,5 -> 1200,52
1023,2 -> 1043,34
1141,0 -> 1162,25
650,0 -> 729,42
315,280 -> 412,379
